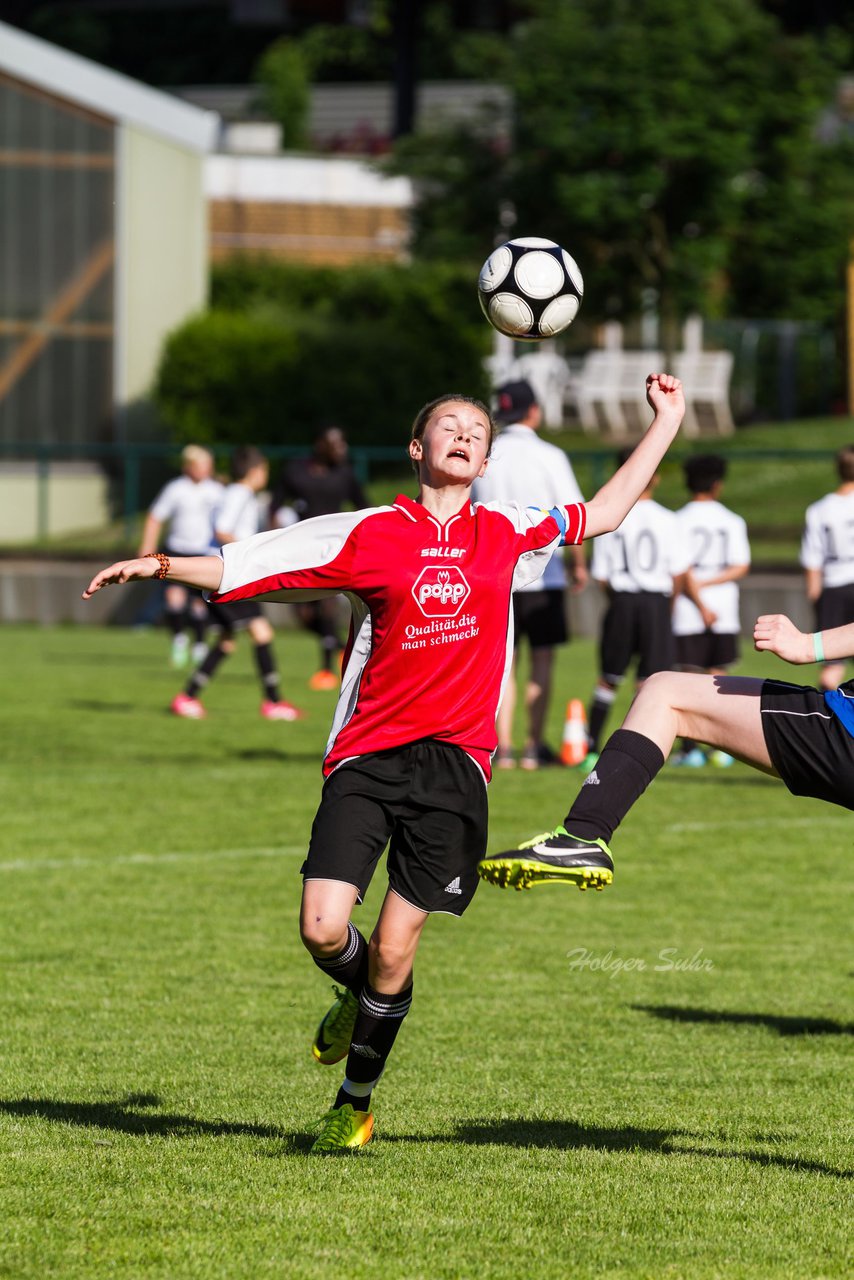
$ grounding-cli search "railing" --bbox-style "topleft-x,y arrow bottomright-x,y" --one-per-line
0,440 -> 845,546
0,441 -> 407,543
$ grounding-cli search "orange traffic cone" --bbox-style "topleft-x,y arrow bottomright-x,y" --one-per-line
560,698 -> 588,766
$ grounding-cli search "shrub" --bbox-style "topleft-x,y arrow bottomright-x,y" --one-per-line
155,259 -> 492,447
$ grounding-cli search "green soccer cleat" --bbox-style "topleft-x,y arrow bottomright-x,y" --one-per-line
309,1103 -> 374,1154
312,984 -> 360,1065
477,827 -> 614,892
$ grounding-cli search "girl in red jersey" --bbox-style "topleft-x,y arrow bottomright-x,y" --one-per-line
83,373 -> 685,1152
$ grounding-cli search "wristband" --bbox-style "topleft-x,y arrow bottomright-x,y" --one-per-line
144,551 -> 171,580
813,631 -> 825,664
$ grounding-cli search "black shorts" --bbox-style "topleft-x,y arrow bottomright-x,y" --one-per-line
816,584 -> 854,632
513,589 -> 568,650
599,591 -> 674,683
301,740 -> 488,916
760,679 -> 854,811
675,631 -> 739,671
206,599 -> 264,633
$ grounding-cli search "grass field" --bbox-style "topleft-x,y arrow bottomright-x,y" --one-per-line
0,622 -> 851,1279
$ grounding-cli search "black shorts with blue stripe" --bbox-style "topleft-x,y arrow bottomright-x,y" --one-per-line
760,678 -> 854,811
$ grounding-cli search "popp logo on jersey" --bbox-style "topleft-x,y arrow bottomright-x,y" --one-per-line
411,565 -> 471,618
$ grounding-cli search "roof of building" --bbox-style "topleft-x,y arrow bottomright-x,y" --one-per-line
0,20 -> 219,153
206,153 -> 413,207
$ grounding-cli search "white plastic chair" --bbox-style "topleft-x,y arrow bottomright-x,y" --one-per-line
673,352 -> 735,436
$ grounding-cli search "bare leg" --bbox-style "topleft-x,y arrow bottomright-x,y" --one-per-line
496,653 -> 517,756
248,615 -> 275,646
165,583 -> 188,614
819,660 -> 846,692
300,878 -> 360,958
368,889 -> 429,993
525,647 -> 554,753
623,671 -> 778,775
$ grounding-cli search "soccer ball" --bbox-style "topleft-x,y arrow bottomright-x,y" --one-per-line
477,237 -> 583,341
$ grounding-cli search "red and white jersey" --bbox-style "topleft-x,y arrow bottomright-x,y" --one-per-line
212,493 -> 585,780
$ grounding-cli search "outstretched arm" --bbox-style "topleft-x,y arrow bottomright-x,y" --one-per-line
83,554 -> 223,600
582,374 -> 684,539
754,613 -> 854,665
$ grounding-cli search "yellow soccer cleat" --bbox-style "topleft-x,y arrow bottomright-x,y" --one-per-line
309,1103 -> 374,1154
312,985 -> 360,1065
477,828 -> 614,892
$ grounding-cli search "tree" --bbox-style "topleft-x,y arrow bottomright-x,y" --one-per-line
254,38 -> 311,149
387,0 -> 854,328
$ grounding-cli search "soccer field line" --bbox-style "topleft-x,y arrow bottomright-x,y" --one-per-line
667,814 -> 845,833
0,845 -> 307,874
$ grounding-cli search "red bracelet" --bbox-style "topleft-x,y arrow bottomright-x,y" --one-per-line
144,552 -> 171,580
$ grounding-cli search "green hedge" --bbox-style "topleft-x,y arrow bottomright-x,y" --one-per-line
154,258 -> 492,447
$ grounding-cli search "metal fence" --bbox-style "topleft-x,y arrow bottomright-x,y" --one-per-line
0,439 -> 847,546
0,441 -> 408,543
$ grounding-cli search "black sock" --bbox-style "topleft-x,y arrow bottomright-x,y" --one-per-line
563,728 -> 664,844
312,923 -> 368,996
188,608 -> 208,644
254,642 -> 281,702
320,635 -> 338,673
587,687 -> 616,754
335,981 -> 413,1111
680,737 -> 698,753
165,607 -> 186,637
186,643 -> 228,698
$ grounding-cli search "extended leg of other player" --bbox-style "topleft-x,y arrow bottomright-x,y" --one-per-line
622,672 -> 776,773
478,673 -> 778,891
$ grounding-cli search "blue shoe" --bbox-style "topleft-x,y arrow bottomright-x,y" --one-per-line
709,750 -> 734,768
671,747 -> 706,768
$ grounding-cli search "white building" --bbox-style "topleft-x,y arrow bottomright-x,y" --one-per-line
0,21 -> 218,538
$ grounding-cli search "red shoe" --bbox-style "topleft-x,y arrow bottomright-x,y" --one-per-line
171,693 -> 205,719
308,670 -> 338,691
260,700 -> 303,721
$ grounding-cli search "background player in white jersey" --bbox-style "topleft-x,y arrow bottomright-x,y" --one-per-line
472,379 -> 587,770
800,444 -> 854,691
172,446 -> 302,722
671,454 -> 751,767
138,445 -> 222,668
584,448 -> 691,766
82,374 -> 686,1153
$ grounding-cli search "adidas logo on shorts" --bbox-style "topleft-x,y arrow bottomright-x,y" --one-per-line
444,876 -> 463,894
583,770 -> 600,786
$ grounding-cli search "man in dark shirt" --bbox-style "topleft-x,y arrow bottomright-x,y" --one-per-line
271,426 -> 368,688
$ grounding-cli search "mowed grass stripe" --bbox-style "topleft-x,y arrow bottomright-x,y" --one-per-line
0,846 -> 306,874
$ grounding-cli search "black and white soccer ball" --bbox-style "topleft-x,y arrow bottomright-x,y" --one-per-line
477,237 -> 584,341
